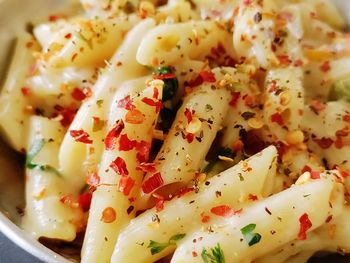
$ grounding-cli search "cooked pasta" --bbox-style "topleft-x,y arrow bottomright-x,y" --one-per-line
0,0 -> 350,262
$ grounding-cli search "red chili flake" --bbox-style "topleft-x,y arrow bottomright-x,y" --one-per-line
310,100 -> 326,113
117,95 -> 136,110
248,194 -> 258,201
110,157 -> 129,177
135,140 -> 151,162
232,139 -> 244,152
230,92 -> 241,107
294,59 -> 304,67
268,80 -> 277,93
271,112 -> 284,126
335,127 -> 349,137
277,55 -> 292,65
118,177 -> 135,196
325,215 -> 333,223
155,73 -> 176,80
243,0 -> 252,6
86,171 -> 100,187
54,104 -> 77,127
336,166 -> 350,179
64,33 -> 72,39
78,192 -> 92,212
244,95 -> 254,107
301,165 -> 312,173
71,87 -> 92,101
104,120 -> 125,150
137,162 -> 157,173
184,108 -> 194,123
192,251 -> 198,257
186,70 -> 216,88
343,114 -> 350,122
334,137 -> 343,149
313,137 -> 334,149
186,133 -> 194,143
320,61 -> 331,72
141,97 -> 162,113
70,130 -> 93,144
310,171 -> 320,179
119,134 -> 136,151
101,207 -> 117,223
154,195 -> 164,212
200,70 -> 216,82
277,11 -> 293,22
153,87 -> 159,99
142,172 -> 164,194
21,87 -> 31,96
298,213 -> 312,240
125,109 -> 145,124
49,14 -> 65,22
210,205 -> 235,218
200,212 -> 210,223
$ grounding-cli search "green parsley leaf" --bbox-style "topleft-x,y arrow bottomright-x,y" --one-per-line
154,66 -> 178,101
39,165 -> 62,177
26,139 -> 62,177
26,138 -> 45,169
218,147 -> 233,158
148,233 -> 186,255
96,99 -> 104,108
169,233 -> 186,243
328,79 -> 350,102
155,66 -> 172,75
147,240 -> 168,255
201,243 -> 225,263
240,223 -> 262,246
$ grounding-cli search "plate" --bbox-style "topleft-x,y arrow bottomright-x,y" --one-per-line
0,1 -> 349,262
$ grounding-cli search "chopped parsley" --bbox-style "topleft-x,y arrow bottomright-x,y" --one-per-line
148,233 -> 186,255
201,243 -> 225,263
240,223 -> 262,246
26,138 -> 61,177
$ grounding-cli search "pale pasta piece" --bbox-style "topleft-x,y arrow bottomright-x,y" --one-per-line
155,0 -> 199,23
136,20 -> 235,67
263,67 -> 304,142
301,100 -> 350,169
112,146 -> 277,263
138,68 -> 232,202
255,206 -> 350,263
220,65 -> 262,149
187,0 -> 238,20
0,34 -> 38,152
37,16 -> 137,68
233,0 -> 278,68
58,18 -> 154,190
22,116 -> 84,241
171,176 -> 344,263
81,79 -> 163,263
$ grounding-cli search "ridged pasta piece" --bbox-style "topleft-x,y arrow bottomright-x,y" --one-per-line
136,20 -> 235,67
22,116 -> 84,241
81,78 -> 163,263
263,67 -> 304,142
0,34 -> 38,151
138,68 -> 232,204
171,174 -> 344,263
58,18 -> 154,191
112,146 -> 277,263
35,16 -> 137,68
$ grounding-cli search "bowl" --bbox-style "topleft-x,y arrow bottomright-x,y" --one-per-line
0,0 -> 350,262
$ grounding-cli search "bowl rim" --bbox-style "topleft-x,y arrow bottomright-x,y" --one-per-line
0,212 -> 70,263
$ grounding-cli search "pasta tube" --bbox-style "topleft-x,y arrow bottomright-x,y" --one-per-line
112,146 -> 277,263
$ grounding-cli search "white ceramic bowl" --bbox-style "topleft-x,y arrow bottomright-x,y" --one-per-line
0,1 -> 350,262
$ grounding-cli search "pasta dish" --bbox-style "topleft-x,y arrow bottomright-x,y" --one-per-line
0,0 -> 350,262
